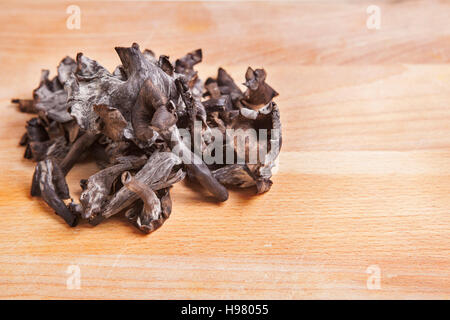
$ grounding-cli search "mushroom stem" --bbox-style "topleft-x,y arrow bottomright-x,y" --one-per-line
164,125 -> 229,202
123,187 -> 173,234
121,171 -> 170,234
60,131 -> 98,175
121,171 -> 161,222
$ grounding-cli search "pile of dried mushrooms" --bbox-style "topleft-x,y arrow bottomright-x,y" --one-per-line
13,43 -> 282,234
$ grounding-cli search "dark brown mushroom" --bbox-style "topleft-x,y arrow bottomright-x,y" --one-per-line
31,159 -> 78,227
121,171 -> 173,234
242,67 -> 278,109
102,151 -> 185,220
60,131 -> 98,175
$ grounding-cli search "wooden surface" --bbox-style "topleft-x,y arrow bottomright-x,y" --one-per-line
0,0 -> 449,299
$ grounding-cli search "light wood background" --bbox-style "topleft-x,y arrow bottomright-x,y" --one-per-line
0,0 -> 449,299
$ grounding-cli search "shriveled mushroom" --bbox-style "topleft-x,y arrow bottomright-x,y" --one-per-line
201,67 -> 282,194
121,171 -> 172,234
242,67 -> 279,109
12,56 -> 77,122
101,151 -> 185,220
80,155 -> 147,220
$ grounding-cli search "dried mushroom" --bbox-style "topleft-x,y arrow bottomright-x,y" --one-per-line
13,43 -> 282,234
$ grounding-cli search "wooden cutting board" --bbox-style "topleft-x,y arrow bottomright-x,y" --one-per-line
0,0 -> 449,299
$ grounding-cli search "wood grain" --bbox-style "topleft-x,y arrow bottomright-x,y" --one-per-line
0,0 -> 449,299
